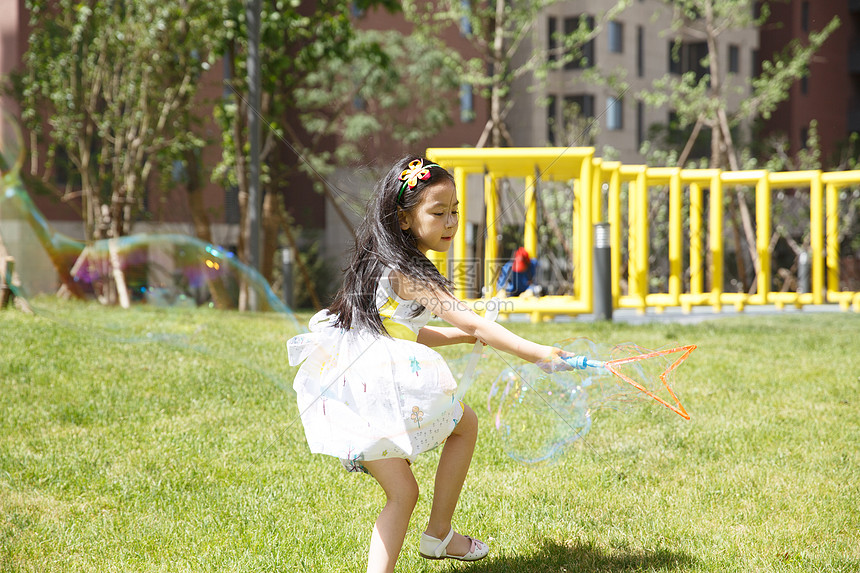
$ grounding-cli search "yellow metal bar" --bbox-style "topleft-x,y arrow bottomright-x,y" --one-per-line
484,172 -> 498,296
679,168 -> 722,184
426,149 -> 859,317
826,182 -> 839,294
426,147 -> 594,178
679,293 -> 712,306
427,248 -> 447,276
821,170 -> 860,184
680,169 -> 722,306
768,170 -> 821,187
721,170 -> 767,185
607,165 -> 622,305
573,179 -> 581,297
592,158 -> 603,223
710,173 -> 724,311
755,174 -> 772,304
453,167 -> 468,299
810,171 -> 824,304
627,175 -> 638,301
578,157 -> 594,311
524,174 -> 537,257
668,168 -> 682,304
465,295 -> 590,315
689,182 -> 704,296
579,154 -> 599,312
721,292 -> 749,311
635,169 -> 648,310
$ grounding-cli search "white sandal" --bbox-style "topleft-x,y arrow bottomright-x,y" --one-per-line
418,528 -> 489,561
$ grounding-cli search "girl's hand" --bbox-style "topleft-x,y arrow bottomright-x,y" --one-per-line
535,346 -> 575,373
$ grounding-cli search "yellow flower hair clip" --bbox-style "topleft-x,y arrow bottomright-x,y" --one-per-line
398,159 -> 439,202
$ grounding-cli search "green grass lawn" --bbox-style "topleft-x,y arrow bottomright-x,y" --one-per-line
1,300 -> 858,572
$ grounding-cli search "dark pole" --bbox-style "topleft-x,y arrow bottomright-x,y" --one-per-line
246,0 -> 262,310
593,223 -> 613,321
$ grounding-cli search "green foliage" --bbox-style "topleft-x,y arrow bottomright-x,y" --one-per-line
14,0 -> 222,239
639,0 -> 839,170
214,2 -> 458,195
405,0 -> 629,147
744,17 -> 840,122
759,120 -> 823,173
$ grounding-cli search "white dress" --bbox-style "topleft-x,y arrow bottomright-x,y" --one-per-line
287,268 -> 463,473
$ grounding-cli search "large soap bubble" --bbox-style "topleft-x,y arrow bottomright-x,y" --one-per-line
489,338 -> 695,463
0,181 -> 294,316
488,365 -> 594,464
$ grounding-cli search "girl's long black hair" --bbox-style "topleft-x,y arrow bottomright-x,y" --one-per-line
328,156 -> 454,335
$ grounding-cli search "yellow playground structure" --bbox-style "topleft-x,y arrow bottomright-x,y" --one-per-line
425,147 -> 860,321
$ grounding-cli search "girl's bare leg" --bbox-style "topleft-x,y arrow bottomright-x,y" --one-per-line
424,404 -> 478,556
362,458 -> 419,573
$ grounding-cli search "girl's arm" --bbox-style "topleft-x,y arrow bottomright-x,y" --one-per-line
417,325 -> 477,347
392,271 -> 569,369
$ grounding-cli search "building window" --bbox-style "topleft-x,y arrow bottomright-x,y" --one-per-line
728,44 -> 739,74
752,49 -> 760,78
171,159 -> 187,184
223,51 -> 233,99
801,74 -> 808,95
565,15 -> 595,70
547,95 -> 558,145
800,127 -> 809,149
225,186 -> 240,225
547,16 -> 557,63
636,100 -> 644,150
460,0 -> 472,35
801,2 -> 809,33
636,25 -> 644,77
668,41 -> 681,75
607,96 -> 623,131
549,93 -> 598,145
669,41 -> 708,80
460,84 -> 474,122
565,94 -> 595,120
608,21 -> 623,54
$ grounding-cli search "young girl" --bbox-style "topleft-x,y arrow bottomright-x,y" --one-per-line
287,156 -> 573,572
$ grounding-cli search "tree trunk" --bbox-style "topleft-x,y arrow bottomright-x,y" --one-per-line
677,118 -> 703,168
477,0 -> 507,150
261,189 -> 279,282
491,0 -> 505,148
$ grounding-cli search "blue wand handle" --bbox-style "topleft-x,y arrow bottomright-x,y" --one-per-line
563,355 -> 606,370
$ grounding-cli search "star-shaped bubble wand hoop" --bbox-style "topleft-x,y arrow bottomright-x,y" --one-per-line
563,344 -> 697,420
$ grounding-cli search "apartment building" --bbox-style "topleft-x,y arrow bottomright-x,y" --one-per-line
509,0 -> 760,164
758,0 -> 858,164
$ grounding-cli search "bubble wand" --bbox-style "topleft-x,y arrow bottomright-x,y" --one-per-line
562,344 -> 696,420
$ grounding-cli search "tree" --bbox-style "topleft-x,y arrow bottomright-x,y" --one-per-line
213,1 -> 459,292
15,0 -> 221,242
638,0 -> 838,293
404,0 -> 629,148
641,0 -> 839,171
